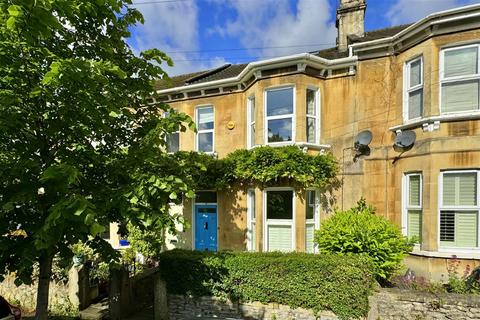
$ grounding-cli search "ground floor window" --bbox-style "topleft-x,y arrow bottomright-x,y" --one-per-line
440,171 -> 479,249
247,189 -> 256,251
264,189 -> 294,252
305,190 -> 319,253
404,173 -> 422,244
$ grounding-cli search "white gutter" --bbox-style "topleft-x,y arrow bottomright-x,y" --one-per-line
349,3 -> 480,51
157,53 -> 358,95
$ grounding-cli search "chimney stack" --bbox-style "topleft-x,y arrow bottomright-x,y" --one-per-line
336,0 -> 366,52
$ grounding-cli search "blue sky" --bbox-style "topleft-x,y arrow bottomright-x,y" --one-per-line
127,0 -> 479,76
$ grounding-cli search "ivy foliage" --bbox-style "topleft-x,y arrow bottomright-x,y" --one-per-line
222,146 -> 339,189
159,250 -> 375,320
314,199 -> 415,280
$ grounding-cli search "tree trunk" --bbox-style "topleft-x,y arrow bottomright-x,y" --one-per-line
35,251 -> 54,320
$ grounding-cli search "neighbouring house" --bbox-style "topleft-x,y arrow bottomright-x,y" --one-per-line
111,0 -> 480,280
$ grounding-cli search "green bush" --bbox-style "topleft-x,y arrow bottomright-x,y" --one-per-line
314,199 -> 414,280
159,250 -> 374,319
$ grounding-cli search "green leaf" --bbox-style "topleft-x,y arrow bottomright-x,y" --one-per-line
90,223 -> 105,236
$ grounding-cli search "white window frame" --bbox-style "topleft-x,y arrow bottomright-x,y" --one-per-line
403,56 -> 423,121
263,187 -> 296,252
264,86 -> 296,145
247,95 -> 256,149
195,105 -> 215,154
305,189 -> 320,253
162,111 -> 180,153
438,170 -> 480,252
439,43 -> 480,115
246,189 -> 256,251
306,87 -> 321,144
402,173 -> 423,245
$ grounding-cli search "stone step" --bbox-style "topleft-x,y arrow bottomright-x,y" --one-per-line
79,299 -> 109,320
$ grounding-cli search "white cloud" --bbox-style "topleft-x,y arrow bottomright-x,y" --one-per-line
208,0 -> 337,59
130,1 -> 227,76
386,0 -> 479,25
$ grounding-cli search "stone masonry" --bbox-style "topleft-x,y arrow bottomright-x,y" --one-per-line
368,288 -> 480,320
167,295 -> 338,320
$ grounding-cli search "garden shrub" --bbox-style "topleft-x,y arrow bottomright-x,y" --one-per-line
314,199 -> 414,280
159,250 -> 374,320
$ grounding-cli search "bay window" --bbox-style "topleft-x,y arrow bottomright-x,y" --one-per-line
265,87 -> 294,144
440,44 -> 480,114
404,57 -> 423,120
440,171 -> 479,249
196,105 -> 214,153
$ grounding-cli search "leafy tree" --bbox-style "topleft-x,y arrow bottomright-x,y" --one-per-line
0,1 -> 194,318
314,199 -> 415,280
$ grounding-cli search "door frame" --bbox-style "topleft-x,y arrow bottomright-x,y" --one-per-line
192,196 -> 218,251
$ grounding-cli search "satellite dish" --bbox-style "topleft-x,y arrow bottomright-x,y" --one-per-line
394,130 -> 416,152
354,130 -> 372,156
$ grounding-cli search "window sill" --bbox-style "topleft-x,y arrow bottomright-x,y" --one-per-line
256,142 -> 331,151
390,111 -> 480,131
410,248 -> 480,259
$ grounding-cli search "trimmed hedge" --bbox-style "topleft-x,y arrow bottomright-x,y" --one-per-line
159,250 -> 375,319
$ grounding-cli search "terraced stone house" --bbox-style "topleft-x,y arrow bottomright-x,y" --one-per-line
112,0 -> 480,279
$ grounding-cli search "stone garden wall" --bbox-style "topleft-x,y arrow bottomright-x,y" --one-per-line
167,289 -> 480,320
167,294 -> 338,320
368,288 -> 480,320
0,274 -> 71,314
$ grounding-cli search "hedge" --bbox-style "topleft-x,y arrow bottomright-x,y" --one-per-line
159,250 -> 375,320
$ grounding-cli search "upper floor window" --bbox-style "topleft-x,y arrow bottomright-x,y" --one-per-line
404,57 -> 423,120
265,87 -> 294,144
247,96 -> 256,149
404,173 -> 422,244
440,171 -> 479,249
306,88 -> 320,144
196,105 -> 214,153
166,132 -> 179,153
440,44 -> 480,114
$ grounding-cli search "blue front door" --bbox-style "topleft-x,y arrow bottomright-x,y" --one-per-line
195,205 -> 218,251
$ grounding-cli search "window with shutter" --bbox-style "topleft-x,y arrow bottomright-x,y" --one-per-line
404,57 -> 424,120
440,171 -> 479,249
305,190 -> 319,253
404,173 -> 422,244
265,189 -> 294,252
440,45 -> 480,114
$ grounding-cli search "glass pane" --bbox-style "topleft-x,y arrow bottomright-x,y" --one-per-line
196,191 -> 217,203
306,190 -> 315,220
248,190 -> 256,219
444,47 -> 478,78
456,211 -> 478,247
166,132 -> 179,153
268,225 -> 292,252
306,117 -> 316,143
408,175 -> 421,206
409,59 -> 422,87
408,89 -> 423,119
250,124 -> 255,147
266,88 -> 294,116
249,97 -> 255,123
442,80 -> 479,113
251,222 -> 256,251
306,224 -> 315,253
306,89 -> 316,115
197,106 -> 214,130
440,211 -> 455,243
198,132 -> 213,153
407,210 -> 422,243
267,191 -> 293,220
267,118 -> 292,143
443,172 -> 477,206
